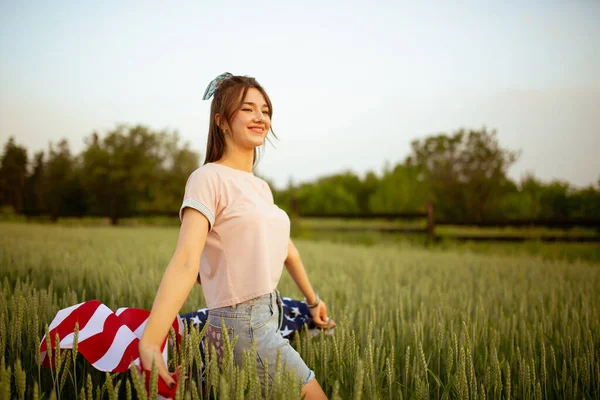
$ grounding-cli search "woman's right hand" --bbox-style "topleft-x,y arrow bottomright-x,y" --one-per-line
138,341 -> 180,389
309,300 -> 337,329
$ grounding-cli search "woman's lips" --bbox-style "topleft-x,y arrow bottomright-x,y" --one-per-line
249,127 -> 264,133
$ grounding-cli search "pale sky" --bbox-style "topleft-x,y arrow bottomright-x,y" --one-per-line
1,0 -> 599,190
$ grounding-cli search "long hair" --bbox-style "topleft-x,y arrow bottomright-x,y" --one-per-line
204,74 -> 277,168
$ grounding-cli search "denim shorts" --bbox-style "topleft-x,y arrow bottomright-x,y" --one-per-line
205,290 -> 315,387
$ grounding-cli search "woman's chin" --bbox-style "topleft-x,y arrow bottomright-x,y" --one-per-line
239,135 -> 265,150
250,138 -> 265,147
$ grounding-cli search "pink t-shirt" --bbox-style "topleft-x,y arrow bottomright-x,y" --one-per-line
179,163 -> 291,309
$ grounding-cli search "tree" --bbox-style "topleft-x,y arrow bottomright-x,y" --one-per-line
141,132 -> 200,212
24,151 -> 47,214
498,173 -> 600,219
498,174 -> 541,219
46,139 -> 84,220
538,180 -> 571,218
272,177 -> 297,214
80,124 -> 200,224
295,180 -> 360,214
281,171 -> 371,215
0,137 -> 28,213
406,127 -> 519,221
317,171 -> 367,213
368,164 -> 431,213
569,184 -> 600,218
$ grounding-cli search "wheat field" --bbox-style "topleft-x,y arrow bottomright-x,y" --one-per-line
0,222 -> 598,399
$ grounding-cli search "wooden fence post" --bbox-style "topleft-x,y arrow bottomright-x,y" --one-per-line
426,201 -> 436,242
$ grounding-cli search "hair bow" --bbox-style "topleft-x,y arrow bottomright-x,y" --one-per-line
202,72 -> 234,100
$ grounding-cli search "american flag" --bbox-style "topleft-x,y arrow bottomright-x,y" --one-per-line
40,300 -> 183,372
180,296 -> 327,339
40,297 -> 333,398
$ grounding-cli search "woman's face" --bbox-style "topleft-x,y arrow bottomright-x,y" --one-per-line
222,87 -> 271,150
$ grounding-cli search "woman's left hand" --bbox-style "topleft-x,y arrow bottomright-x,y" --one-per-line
309,300 -> 337,329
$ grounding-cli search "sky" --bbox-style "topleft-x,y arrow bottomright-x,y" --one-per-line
0,0 -> 599,190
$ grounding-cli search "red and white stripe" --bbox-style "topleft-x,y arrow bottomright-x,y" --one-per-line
40,300 -> 183,373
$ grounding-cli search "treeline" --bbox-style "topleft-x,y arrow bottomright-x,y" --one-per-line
0,124 -> 199,224
274,127 -> 599,221
1,125 -> 599,224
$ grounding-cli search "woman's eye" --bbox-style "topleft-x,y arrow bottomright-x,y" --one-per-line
242,108 -> 269,115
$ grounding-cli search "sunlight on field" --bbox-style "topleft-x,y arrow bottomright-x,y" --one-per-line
1,222 -> 599,399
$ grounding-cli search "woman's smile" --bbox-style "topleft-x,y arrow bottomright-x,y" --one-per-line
248,127 -> 265,134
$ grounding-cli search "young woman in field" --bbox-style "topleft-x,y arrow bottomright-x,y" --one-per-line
138,72 -> 335,399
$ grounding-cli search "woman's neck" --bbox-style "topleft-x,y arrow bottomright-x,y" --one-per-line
216,148 -> 254,173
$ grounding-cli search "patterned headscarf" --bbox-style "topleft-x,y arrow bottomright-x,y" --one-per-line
202,72 -> 234,100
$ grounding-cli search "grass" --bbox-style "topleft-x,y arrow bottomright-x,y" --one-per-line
0,221 -> 599,399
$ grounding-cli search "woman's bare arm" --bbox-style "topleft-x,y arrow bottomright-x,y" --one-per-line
284,239 -> 335,328
138,208 -> 209,385
284,238 -> 317,304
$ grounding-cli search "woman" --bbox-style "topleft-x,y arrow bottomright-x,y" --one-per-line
138,72 -> 335,399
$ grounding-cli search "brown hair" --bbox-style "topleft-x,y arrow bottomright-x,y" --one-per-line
204,74 -> 277,168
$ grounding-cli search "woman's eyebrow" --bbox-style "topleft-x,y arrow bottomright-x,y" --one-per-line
243,102 -> 269,108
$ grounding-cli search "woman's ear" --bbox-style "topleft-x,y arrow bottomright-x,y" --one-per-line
215,114 -> 228,132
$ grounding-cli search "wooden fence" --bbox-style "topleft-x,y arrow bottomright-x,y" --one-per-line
294,203 -> 600,243
15,205 -> 600,243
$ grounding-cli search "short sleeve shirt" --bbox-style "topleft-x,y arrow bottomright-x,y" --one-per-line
179,163 -> 291,309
